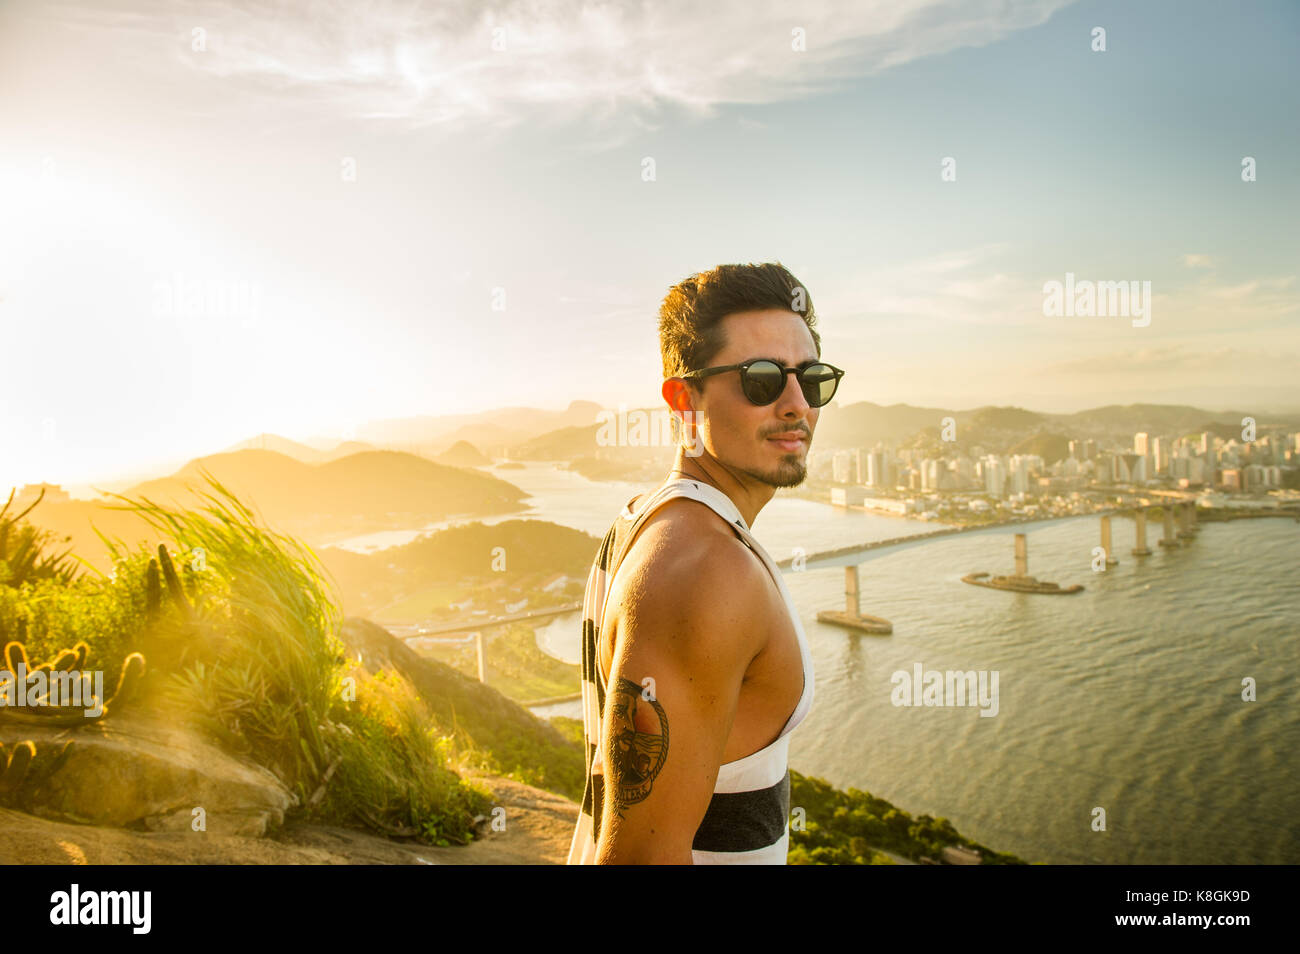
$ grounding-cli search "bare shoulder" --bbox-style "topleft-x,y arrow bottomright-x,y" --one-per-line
615,497 -> 770,670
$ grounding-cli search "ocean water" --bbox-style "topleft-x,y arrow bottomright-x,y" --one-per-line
485,464 -> 1300,863
781,515 -> 1300,865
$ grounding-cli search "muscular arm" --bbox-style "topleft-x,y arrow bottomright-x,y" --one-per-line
594,529 -> 767,864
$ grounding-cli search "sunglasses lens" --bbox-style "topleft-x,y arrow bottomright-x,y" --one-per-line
741,360 -> 785,405
800,364 -> 839,407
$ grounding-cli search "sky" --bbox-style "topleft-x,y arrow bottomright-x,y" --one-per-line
1,0 -> 1298,491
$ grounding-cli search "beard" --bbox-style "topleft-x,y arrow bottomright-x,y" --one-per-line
744,452 -> 808,488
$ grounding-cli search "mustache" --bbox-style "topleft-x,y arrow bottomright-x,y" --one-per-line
764,425 -> 811,439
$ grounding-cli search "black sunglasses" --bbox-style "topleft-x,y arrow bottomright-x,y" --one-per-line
681,359 -> 845,408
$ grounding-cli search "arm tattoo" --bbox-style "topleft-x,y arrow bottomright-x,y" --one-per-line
608,677 -> 669,817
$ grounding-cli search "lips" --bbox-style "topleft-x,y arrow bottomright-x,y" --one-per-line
767,432 -> 807,452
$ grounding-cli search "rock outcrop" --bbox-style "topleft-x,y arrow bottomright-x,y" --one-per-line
1,703 -> 295,837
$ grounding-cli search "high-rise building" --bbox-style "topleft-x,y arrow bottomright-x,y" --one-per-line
832,450 -> 852,483
920,458 -> 944,491
1152,436 -> 1168,475
1131,455 -> 1148,483
866,450 -> 892,488
955,456 -> 976,486
1010,456 -> 1029,495
1105,453 -> 1127,483
1134,432 -> 1150,456
1242,464 -> 1282,490
983,456 -> 1006,498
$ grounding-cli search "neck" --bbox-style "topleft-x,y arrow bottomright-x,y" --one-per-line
667,446 -> 775,529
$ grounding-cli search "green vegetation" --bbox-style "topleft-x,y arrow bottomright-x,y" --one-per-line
1007,432 -> 1071,466
0,488 -> 78,588
2,472 -> 492,844
376,581 -> 471,618
415,622 -> 580,704
548,714 -> 585,748
322,667 -> 493,844
788,771 -> 1027,865
0,489 -> 145,689
318,518 -> 596,618
344,616 -> 586,801
393,519 -> 597,579
444,704 -> 585,802
1,640 -> 145,725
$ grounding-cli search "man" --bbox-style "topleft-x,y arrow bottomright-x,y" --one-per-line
565,262 -> 845,864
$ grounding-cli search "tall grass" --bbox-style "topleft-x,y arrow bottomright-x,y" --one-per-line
0,487 -> 78,587
96,468 -> 489,841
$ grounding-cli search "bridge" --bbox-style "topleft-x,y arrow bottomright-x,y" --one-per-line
776,512 -> 1114,572
788,501 -> 1203,635
393,601 -> 582,637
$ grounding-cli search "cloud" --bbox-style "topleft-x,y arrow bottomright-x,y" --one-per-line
1207,280 -> 1259,300
1042,344 -> 1298,378
821,243 -> 1300,337
1172,272 -> 1299,329
37,0 -> 1075,141
1183,253 -> 1213,269
822,243 -> 1044,328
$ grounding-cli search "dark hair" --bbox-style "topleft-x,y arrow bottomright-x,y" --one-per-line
658,262 -> 820,388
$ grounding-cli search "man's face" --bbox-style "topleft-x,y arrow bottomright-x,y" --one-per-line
690,309 -> 821,489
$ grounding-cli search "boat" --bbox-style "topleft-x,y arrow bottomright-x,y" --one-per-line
816,609 -> 893,634
961,572 -> 1083,594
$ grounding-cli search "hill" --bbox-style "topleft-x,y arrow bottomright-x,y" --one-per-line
435,440 -> 492,468
338,400 -> 606,456
318,518 -> 598,617
1055,403 -> 1261,437
512,422 -> 605,460
814,401 -> 953,448
220,432 -> 337,463
797,400 -> 1299,457
1007,432 -> 1071,464
124,449 -> 525,523
20,450 -> 530,575
958,405 -> 1047,432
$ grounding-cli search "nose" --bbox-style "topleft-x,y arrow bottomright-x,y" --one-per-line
773,369 -> 811,417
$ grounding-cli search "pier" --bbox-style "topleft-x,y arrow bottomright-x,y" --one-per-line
1099,515 -> 1119,567
961,533 -> 1084,594
816,564 -> 893,634
1132,509 -> 1152,556
1159,506 -> 1179,547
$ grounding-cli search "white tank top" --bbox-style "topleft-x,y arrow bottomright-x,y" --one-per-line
565,477 -> 815,864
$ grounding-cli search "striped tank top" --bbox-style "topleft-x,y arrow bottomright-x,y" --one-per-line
565,477 -> 815,864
